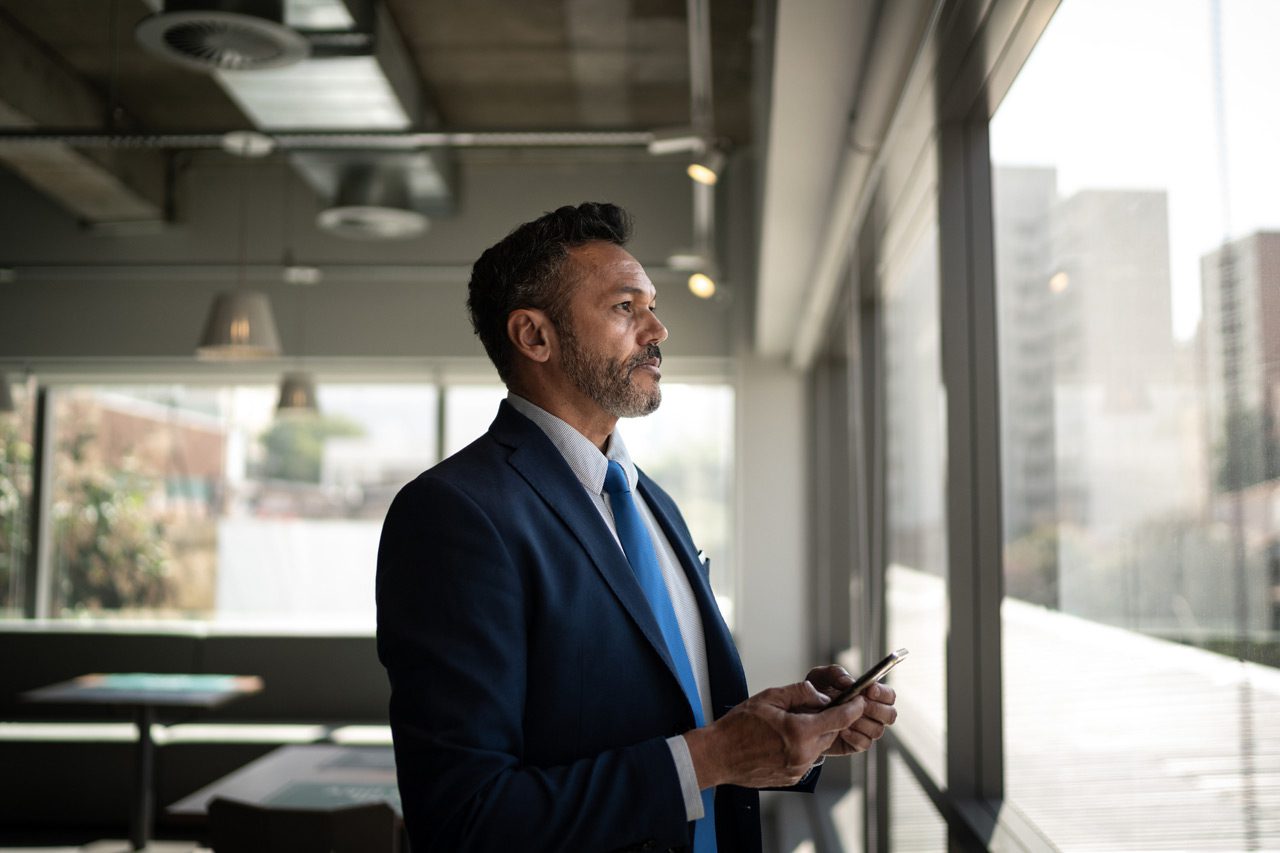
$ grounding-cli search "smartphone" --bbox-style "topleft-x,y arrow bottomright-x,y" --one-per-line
828,648 -> 908,706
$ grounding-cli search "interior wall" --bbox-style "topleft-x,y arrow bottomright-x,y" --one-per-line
0,151 -> 734,363
734,354 -> 810,691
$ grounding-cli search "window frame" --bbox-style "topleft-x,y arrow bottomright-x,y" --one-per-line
827,0 -> 1066,849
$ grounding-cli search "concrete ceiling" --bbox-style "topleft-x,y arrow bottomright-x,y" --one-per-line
0,0 -> 755,246
0,0 -> 753,137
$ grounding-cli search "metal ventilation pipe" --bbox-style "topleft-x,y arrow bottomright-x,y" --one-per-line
316,163 -> 429,240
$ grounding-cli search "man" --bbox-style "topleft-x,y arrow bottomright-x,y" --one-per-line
376,202 -> 897,852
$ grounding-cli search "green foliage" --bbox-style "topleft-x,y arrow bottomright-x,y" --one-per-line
51,409 -> 173,613
1214,407 -> 1280,492
1004,523 -> 1060,608
259,414 -> 365,483
0,412 -> 34,611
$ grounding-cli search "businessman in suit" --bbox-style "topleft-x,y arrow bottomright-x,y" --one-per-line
376,202 -> 897,852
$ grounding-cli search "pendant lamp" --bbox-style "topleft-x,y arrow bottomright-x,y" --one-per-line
196,131 -> 282,360
275,169 -> 320,416
276,370 -> 319,414
196,291 -> 282,360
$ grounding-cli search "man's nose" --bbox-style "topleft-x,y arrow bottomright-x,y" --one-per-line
645,313 -> 668,345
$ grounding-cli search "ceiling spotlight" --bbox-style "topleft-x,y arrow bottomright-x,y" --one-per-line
688,272 -> 716,300
687,149 -> 726,186
1049,271 -> 1070,294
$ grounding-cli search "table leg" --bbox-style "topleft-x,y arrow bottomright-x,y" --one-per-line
131,705 -> 155,851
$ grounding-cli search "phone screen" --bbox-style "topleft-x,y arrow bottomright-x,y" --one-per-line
829,648 -> 908,706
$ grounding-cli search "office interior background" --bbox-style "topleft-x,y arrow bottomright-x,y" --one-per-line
1,0 -> 1278,850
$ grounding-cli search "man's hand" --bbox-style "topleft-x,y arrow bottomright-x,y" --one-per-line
805,664 -> 898,756
683,680 -> 863,789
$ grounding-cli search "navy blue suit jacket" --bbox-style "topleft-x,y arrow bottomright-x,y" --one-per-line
376,401 -> 764,852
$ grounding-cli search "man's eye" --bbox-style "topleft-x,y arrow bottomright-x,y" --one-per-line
617,301 -> 632,311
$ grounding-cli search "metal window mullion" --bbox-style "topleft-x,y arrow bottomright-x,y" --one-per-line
963,115 -> 1006,806
24,385 -> 54,618
939,111 -> 1005,830
857,230 -> 892,853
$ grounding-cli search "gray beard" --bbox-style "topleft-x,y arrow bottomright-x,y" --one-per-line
559,325 -> 661,418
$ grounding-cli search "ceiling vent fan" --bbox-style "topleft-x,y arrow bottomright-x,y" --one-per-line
135,0 -> 312,71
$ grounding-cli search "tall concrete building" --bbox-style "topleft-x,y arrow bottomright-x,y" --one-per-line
994,175 -> 1210,625
1199,231 -> 1280,634
993,166 -> 1060,606
1199,232 -> 1280,486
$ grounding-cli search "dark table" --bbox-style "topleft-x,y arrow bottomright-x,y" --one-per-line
168,744 -> 400,818
21,672 -> 263,851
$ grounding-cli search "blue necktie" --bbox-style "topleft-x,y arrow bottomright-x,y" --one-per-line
603,460 -> 716,853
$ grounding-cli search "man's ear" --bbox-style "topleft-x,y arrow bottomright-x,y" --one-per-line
507,308 -> 555,365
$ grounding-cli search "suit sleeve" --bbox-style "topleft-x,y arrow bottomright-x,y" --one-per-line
376,476 -> 692,853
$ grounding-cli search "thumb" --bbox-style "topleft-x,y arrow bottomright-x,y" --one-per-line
776,679 -> 830,712
809,694 -> 866,733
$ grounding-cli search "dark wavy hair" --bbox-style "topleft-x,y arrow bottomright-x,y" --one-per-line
467,202 -> 633,384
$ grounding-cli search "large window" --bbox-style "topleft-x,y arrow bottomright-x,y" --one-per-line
7,378 -> 737,632
621,383 -> 736,626
45,383 -> 437,629
0,375 -> 34,618
883,222 -> 948,775
991,0 -> 1280,846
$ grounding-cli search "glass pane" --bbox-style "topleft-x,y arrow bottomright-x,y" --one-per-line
888,752 -> 947,852
443,384 -> 507,457
622,383 -> 737,629
992,1 -> 1280,847
883,223 -> 948,773
47,383 -> 436,629
0,377 -> 34,617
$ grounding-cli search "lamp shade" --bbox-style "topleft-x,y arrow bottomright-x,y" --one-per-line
196,291 -> 282,360
0,372 -> 14,414
276,371 -> 319,414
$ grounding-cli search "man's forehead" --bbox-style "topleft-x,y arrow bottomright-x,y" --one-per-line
567,242 -> 655,293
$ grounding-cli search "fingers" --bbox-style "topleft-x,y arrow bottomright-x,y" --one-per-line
840,728 -> 875,752
805,664 -> 853,695
864,682 -> 896,705
861,682 -> 898,727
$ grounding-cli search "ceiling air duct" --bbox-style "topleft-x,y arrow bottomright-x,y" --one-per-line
135,0 -> 311,72
317,164 -> 429,241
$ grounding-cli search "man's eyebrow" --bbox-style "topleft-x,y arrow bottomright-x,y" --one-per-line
610,284 -> 655,297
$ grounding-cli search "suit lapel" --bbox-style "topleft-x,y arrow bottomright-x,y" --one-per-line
491,404 -> 685,694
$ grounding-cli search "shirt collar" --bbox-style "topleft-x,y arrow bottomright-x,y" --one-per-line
506,393 -> 637,494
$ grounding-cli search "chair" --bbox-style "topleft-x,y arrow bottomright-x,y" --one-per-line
207,797 -> 401,853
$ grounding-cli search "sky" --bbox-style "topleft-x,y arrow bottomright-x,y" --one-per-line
989,0 -> 1280,341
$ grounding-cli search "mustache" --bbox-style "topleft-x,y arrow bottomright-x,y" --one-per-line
626,344 -> 662,371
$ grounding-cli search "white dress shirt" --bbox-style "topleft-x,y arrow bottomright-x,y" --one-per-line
506,393 -> 708,820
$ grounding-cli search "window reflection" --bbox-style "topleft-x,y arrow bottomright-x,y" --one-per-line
889,752 -> 946,852
992,0 -> 1280,846
883,223 -> 948,772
